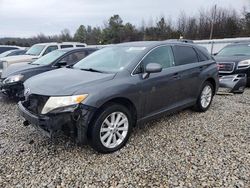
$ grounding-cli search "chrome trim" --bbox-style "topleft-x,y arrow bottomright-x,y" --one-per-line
237,65 -> 250,70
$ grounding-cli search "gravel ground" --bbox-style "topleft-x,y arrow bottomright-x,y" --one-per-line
0,90 -> 249,188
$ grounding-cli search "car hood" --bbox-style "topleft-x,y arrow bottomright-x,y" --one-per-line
214,55 -> 250,63
1,62 -> 42,78
0,55 -> 38,63
24,68 -> 116,96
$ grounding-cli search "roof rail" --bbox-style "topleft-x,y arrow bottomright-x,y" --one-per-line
165,39 -> 194,43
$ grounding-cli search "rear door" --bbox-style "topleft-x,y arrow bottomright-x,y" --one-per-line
172,45 -> 204,102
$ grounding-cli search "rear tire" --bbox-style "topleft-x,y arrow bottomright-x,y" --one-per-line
89,103 -> 132,153
193,81 -> 214,112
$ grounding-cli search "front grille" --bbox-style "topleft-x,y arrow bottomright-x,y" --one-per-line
24,94 -> 49,114
218,62 -> 235,73
0,62 -> 3,69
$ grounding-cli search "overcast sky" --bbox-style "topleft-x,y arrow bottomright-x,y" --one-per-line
0,0 -> 249,38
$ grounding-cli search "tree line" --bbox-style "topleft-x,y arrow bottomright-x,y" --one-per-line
1,6 -> 250,47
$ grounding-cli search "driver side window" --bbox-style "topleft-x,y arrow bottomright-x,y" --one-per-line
143,46 -> 174,69
134,46 -> 174,74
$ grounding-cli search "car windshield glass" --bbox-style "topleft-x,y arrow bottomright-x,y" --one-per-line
217,44 -> 250,56
26,45 -> 45,56
0,50 -> 12,58
31,50 -> 66,65
73,46 -> 146,73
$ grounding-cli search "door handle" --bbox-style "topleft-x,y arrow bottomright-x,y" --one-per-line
172,73 -> 181,79
199,65 -> 208,71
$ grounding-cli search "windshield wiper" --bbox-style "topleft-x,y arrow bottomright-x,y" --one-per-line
80,68 -> 104,73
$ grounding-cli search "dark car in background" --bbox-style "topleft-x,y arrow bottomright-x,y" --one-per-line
0,49 -> 27,58
0,45 -> 21,54
0,47 -> 98,98
214,43 -> 250,86
18,41 -> 219,153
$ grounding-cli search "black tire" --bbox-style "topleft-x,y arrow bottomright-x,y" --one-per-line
193,81 -> 214,112
247,79 -> 250,87
89,103 -> 133,154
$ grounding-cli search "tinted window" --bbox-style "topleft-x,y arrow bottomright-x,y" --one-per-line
196,49 -> 210,61
143,46 -> 174,69
76,45 -> 86,47
61,45 -> 73,49
60,51 -> 87,65
173,46 -> 199,65
43,46 -> 58,55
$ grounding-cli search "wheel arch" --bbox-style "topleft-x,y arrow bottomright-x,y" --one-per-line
205,77 -> 216,95
87,97 -> 138,139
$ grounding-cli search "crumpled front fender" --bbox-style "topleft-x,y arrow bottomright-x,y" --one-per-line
219,74 -> 247,94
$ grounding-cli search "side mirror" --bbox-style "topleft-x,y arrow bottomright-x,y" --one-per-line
212,52 -> 218,56
143,63 -> 162,79
57,60 -> 67,67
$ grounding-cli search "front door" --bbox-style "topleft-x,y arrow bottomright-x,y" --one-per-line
138,45 -> 182,117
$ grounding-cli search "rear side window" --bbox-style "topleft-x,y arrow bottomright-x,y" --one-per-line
61,45 -> 73,49
43,46 -> 58,55
173,46 -> 199,66
196,48 -> 210,61
143,46 -> 174,69
76,45 -> 86,47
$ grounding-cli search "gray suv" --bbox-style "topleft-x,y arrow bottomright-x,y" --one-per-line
18,41 -> 219,153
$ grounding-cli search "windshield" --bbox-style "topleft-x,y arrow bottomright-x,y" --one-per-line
217,44 -> 250,56
26,45 -> 45,56
31,50 -> 66,65
0,50 -> 12,58
73,46 -> 146,73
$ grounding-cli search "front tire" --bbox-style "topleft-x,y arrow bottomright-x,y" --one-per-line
193,81 -> 214,112
89,103 -> 133,153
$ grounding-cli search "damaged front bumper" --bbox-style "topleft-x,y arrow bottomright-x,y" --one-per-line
219,74 -> 247,94
0,80 -> 24,98
18,101 -> 96,144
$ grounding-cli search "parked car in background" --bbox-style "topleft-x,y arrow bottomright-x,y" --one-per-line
0,47 -> 97,98
0,42 -> 87,72
0,45 -> 23,54
0,49 -> 27,58
214,42 -> 250,86
18,41 -> 219,153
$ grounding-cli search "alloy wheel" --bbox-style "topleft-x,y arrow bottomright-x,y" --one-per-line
100,112 -> 129,149
200,85 -> 212,108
